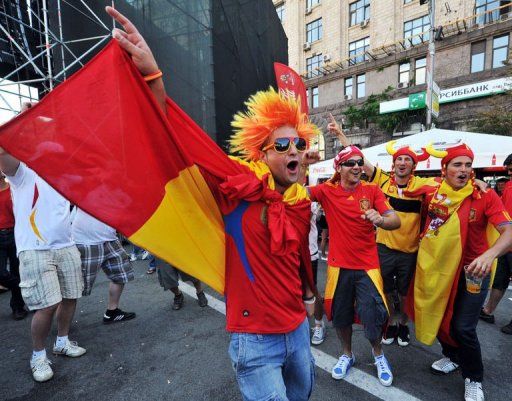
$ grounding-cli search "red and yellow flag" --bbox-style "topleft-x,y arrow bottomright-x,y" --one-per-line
0,41 -> 233,292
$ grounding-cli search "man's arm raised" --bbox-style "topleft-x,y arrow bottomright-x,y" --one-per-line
105,6 -> 166,113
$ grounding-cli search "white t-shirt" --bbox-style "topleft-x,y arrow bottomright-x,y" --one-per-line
72,208 -> 117,245
309,202 -> 319,261
8,163 -> 74,254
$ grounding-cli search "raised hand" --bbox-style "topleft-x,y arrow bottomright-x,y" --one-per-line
326,113 -> 350,147
302,149 -> 321,166
105,6 -> 159,76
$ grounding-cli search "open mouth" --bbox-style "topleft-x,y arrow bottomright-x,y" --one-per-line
457,174 -> 468,181
287,160 -> 299,173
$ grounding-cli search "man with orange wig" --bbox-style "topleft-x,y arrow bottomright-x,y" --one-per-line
104,8 -> 321,400
407,143 -> 512,401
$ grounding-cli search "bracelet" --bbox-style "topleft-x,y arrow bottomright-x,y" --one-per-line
144,70 -> 163,82
303,295 -> 316,305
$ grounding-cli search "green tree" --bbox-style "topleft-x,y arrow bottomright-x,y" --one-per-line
471,93 -> 512,136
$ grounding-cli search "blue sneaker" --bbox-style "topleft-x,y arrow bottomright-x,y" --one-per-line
374,352 -> 393,386
331,354 -> 355,380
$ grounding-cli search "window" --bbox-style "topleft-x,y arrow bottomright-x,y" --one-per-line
348,37 -> 370,65
475,1 -> 511,26
306,18 -> 322,43
276,4 -> 285,23
404,15 -> 430,46
415,57 -> 427,85
404,0 -> 414,3
307,0 -> 321,9
306,54 -> 323,78
356,74 -> 366,98
492,34 -> 509,68
344,77 -> 353,98
399,62 -> 410,84
311,86 -> 319,108
349,0 -> 370,26
470,41 -> 486,73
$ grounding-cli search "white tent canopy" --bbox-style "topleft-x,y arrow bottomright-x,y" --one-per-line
309,128 -> 512,185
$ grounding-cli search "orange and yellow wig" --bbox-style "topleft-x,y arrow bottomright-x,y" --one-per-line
229,87 -> 320,161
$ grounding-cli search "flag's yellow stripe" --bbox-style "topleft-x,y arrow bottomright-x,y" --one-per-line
129,165 -> 226,293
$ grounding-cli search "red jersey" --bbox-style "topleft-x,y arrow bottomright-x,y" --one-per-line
463,189 -> 512,265
0,185 -> 14,229
204,171 -> 309,334
501,180 -> 512,215
310,181 -> 394,270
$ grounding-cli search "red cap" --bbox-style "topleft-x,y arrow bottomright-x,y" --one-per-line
441,143 -> 474,166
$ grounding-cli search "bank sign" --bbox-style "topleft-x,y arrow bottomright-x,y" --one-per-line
379,77 -> 512,114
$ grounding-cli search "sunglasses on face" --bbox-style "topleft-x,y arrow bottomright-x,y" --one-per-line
262,137 -> 307,153
341,159 -> 364,167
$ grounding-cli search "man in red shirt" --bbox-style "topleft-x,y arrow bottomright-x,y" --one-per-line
309,146 -> 400,387
0,173 -> 26,320
410,144 -> 512,401
480,153 -> 512,334
106,7 -> 320,400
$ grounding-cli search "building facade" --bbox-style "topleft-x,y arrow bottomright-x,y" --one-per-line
274,0 -> 512,158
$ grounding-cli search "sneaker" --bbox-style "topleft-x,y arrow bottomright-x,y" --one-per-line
52,340 -> 86,357
173,292 -> 184,310
197,291 -> 208,307
464,378 -> 484,401
140,250 -> 150,260
12,308 -> 28,321
479,308 -> 495,324
129,253 -> 137,262
430,357 -> 459,375
30,356 -> 53,382
382,324 -> 398,345
501,320 -> 512,335
146,267 -> 156,274
397,324 -> 410,347
311,324 -> 326,345
374,353 -> 393,386
103,308 -> 136,324
331,354 -> 355,380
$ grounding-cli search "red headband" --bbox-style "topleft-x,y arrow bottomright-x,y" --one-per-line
333,146 -> 364,169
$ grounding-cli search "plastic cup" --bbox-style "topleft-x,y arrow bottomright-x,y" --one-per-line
464,265 -> 483,294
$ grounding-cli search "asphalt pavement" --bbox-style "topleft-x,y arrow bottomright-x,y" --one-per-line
1,256 -> 511,401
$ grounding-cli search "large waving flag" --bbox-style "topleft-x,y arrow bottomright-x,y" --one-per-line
0,41 -> 233,292
274,63 -> 308,115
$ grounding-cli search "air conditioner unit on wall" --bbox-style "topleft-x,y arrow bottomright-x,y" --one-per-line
323,54 -> 331,62
344,94 -> 352,100
305,7 -> 312,15
303,42 -> 311,51
360,19 -> 369,28
398,81 -> 409,89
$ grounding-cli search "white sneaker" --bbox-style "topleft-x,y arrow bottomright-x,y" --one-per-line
464,378 -> 484,401
431,357 -> 459,375
311,324 -> 326,345
30,356 -> 53,382
331,354 -> 355,380
53,340 -> 86,357
129,253 -> 137,262
140,250 -> 150,260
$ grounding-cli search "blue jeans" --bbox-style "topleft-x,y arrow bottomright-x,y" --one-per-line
228,318 -> 315,401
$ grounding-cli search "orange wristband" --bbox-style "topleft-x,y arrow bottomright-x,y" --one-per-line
143,70 -> 163,82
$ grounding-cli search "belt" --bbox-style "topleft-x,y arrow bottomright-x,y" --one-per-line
0,228 -> 14,232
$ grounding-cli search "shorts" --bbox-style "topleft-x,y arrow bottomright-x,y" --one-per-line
18,245 -> 84,311
156,258 -> 199,290
378,243 -> 417,296
77,240 -> 134,296
332,269 -> 388,342
318,214 -> 328,230
492,252 -> 512,291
